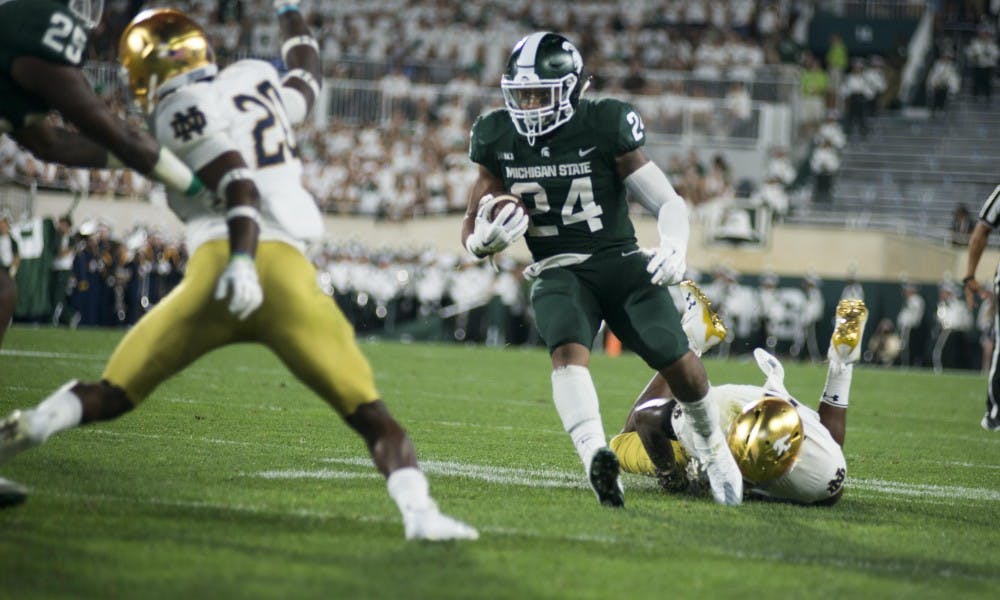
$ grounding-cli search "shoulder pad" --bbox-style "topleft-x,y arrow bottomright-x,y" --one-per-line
588,98 -> 637,128
471,109 -> 513,146
223,59 -> 280,81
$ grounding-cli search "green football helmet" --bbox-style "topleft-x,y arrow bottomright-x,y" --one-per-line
501,32 -> 585,146
63,0 -> 104,29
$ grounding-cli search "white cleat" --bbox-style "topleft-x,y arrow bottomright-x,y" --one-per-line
753,348 -> 793,401
680,280 -> 727,356
0,410 -> 40,465
403,508 -> 479,542
828,299 -> 868,365
693,435 -> 744,506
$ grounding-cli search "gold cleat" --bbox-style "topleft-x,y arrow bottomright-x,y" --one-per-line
680,280 -> 727,356
828,299 -> 868,364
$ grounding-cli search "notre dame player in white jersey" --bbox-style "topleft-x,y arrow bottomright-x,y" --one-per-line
0,2 -> 477,541
611,282 -> 867,505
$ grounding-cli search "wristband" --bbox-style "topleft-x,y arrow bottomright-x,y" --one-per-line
185,176 -> 204,196
281,36 -> 319,64
226,205 -> 261,224
275,1 -> 300,15
152,147 -> 198,195
962,275 -> 976,286
229,251 -> 255,262
216,168 -> 255,198
283,68 -> 320,99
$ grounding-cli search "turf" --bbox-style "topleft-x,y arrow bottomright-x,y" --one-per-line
1,327 -> 997,599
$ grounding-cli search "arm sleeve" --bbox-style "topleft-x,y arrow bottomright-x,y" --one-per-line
624,161 -> 689,246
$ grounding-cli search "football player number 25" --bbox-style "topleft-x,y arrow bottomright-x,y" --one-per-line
511,178 -> 604,236
42,13 -> 87,64
233,81 -> 297,167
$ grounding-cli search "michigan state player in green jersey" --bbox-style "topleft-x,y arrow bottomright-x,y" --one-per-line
0,0 -> 203,191
462,32 -> 744,507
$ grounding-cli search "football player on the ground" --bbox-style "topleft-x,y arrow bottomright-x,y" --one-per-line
0,0 -> 209,350
610,282 -> 867,505
0,3 -> 478,541
462,32 -> 743,508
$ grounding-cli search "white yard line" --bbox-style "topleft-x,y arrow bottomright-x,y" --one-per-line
0,349 -> 105,361
270,458 -> 1000,502
77,428 -> 1000,502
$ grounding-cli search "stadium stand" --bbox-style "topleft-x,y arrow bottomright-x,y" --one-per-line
3,0 -> 1000,371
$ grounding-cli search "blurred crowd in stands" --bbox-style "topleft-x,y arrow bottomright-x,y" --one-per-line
1,211 -> 994,371
1,0 -> 995,229
3,0 -> 1000,372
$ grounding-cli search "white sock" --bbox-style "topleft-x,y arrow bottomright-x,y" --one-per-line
387,467 -> 436,515
27,380 -> 83,442
820,362 -> 853,408
551,365 -> 606,471
680,387 -> 724,450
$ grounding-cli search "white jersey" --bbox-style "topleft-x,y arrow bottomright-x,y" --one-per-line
672,383 -> 846,504
153,60 -> 323,253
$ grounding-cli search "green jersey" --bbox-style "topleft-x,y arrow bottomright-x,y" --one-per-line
469,98 -> 647,261
0,0 -> 89,133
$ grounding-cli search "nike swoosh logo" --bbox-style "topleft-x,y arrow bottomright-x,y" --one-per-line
579,146 -> 598,157
621,249 -> 643,257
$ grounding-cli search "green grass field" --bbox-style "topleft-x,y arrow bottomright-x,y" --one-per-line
1,326 -> 998,599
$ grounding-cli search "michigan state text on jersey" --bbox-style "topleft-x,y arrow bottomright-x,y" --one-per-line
469,97 -> 646,261
461,31 -> 745,509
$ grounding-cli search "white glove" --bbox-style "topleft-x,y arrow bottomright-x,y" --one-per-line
464,201 -> 529,258
646,241 -> 687,286
214,254 -> 263,320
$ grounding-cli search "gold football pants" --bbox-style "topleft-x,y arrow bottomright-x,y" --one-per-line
609,431 -> 688,476
102,240 -> 379,415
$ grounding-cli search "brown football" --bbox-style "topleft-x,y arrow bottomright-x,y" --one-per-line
489,193 -> 527,223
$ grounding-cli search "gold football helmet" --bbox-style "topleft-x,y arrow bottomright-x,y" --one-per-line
118,9 -> 216,113
727,397 -> 803,483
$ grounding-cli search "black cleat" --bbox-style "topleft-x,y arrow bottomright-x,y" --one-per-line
589,447 -> 624,508
0,477 -> 27,508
